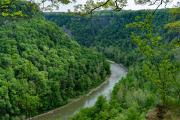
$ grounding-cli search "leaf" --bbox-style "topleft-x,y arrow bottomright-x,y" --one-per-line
2,12 -> 9,17
13,11 -> 24,16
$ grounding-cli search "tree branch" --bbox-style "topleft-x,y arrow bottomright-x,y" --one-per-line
114,0 -> 121,10
152,0 -> 163,15
89,0 -> 111,14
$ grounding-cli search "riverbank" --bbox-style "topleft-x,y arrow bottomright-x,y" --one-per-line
29,63 -> 127,120
29,73 -> 110,120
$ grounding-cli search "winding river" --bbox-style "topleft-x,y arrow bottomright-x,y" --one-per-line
30,63 -> 127,120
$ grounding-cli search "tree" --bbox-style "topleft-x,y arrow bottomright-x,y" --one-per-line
0,11 -> 110,119
127,15 -> 179,106
74,0 -> 173,14
0,0 -> 176,17
0,0 -> 40,17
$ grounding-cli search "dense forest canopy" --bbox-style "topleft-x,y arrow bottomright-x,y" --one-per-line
0,0 -> 179,120
46,8 -> 180,120
0,2 -> 110,119
45,9 -> 179,66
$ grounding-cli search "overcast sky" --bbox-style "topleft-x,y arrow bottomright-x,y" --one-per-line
41,0 -> 179,12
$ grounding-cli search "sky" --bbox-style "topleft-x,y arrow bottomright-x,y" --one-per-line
40,0 -> 179,12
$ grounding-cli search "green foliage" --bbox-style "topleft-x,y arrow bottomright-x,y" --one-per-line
71,96 -> 110,120
0,13 -> 110,119
0,0 -> 41,17
71,57 -> 178,120
69,9 -> 179,120
74,0 -> 172,14
71,65 -> 152,120
45,9 -> 176,67
1,1 -> 179,119
128,15 -> 179,106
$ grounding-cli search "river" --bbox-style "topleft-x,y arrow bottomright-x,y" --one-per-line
29,63 -> 127,120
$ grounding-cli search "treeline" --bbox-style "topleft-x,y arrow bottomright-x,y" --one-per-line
45,9 -> 178,67
71,62 -> 179,120
70,10 -> 180,120
0,3 -> 110,119
45,9 -> 180,119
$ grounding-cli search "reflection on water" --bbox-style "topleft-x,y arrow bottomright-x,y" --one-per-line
30,63 -> 127,120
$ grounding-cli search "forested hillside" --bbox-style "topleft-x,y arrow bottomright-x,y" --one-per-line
45,9 -> 178,67
0,2 -> 110,119
46,9 -> 180,120
0,0 -> 179,119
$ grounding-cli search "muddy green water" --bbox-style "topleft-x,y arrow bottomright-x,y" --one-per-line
29,63 -> 127,120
